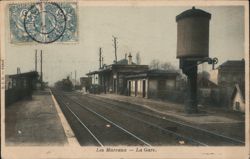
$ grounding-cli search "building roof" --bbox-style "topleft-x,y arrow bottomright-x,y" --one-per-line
117,59 -> 128,65
218,59 -> 245,69
125,69 -> 179,79
86,64 -> 148,75
80,77 -> 91,79
176,7 -> 211,21
9,71 -> 39,78
197,77 -> 218,88
115,58 -> 136,65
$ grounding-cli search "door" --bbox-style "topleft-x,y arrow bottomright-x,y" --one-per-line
113,79 -> 117,93
142,80 -> 146,98
128,81 -> 131,96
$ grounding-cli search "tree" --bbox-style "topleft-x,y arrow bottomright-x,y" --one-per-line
135,52 -> 141,65
161,62 -> 175,70
198,71 -> 210,80
149,59 -> 176,71
149,59 -> 160,70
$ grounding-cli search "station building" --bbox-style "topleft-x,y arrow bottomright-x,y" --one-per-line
86,54 -> 180,100
87,54 -> 148,94
126,69 -> 178,99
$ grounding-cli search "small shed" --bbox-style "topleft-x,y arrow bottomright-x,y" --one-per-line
231,84 -> 245,112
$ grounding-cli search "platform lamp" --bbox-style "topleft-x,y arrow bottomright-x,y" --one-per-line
176,7 -> 218,114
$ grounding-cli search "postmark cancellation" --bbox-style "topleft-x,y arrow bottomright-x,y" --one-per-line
9,2 -> 78,44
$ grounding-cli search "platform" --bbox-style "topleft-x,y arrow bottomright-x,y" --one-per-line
5,89 -> 70,146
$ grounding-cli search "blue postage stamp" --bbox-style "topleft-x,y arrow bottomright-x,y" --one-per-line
9,2 -> 78,44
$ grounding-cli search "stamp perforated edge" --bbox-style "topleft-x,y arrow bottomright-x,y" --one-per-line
7,0 -> 79,45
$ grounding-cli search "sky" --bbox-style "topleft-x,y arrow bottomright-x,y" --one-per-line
5,5 -> 245,85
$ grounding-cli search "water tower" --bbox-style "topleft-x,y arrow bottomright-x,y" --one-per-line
176,7 -> 217,113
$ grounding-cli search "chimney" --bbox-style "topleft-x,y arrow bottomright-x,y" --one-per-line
128,53 -> 132,65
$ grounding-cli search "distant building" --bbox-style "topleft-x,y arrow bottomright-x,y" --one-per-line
126,69 -> 179,99
231,84 -> 245,112
217,59 -> 245,87
218,59 -> 245,107
208,59 -> 245,87
207,59 -> 245,107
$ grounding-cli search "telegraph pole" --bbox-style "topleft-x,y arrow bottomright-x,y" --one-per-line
112,36 -> 118,63
35,50 -> 37,71
99,47 -> 102,69
102,57 -> 104,68
40,50 -> 43,83
75,70 -> 77,88
39,50 -> 44,90
17,67 -> 21,74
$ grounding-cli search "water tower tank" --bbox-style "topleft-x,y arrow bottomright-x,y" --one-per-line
176,7 -> 211,59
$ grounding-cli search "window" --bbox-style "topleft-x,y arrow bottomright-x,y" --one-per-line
23,79 -> 27,88
235,102 -> 240,111
12,79 -> 16,87
158,80 -> 166,90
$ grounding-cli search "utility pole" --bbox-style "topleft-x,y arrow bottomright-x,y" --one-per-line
99,47 -> 102,69
75,70 -> 77,88
35,49 -> 37,71
17,67 -> 21,74
102,57 -> 104,67
40,50 -> 43,83
112,36 -> 118,63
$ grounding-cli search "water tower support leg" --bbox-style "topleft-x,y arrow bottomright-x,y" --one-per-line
186,64 -> 198,113
180,59 -> 198,114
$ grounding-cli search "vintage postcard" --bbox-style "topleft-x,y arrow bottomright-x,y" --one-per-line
0,0 -> 249,159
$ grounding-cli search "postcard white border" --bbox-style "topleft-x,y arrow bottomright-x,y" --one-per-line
1,0 -> 249,159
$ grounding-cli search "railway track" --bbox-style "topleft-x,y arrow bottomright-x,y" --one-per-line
53,90 -> 150,146
52,89 -> 244,146
53,89 -> 207,146
82,94 -> 245,146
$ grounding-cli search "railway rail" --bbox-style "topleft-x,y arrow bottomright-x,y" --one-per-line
84,94 -> 245,146
52,89 -> 245,146
53,90 -> 150,146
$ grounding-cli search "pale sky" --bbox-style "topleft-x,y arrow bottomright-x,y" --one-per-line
5,6 -> 245,85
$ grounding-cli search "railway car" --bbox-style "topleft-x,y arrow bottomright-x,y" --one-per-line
62,77 -> 73,91
55,76 -> 73,91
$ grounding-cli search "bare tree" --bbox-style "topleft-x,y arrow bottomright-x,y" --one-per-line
161,62 -> 175,70
149,59 -> 176,71
149,59 -> 160,70
135,52 -> 141,65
